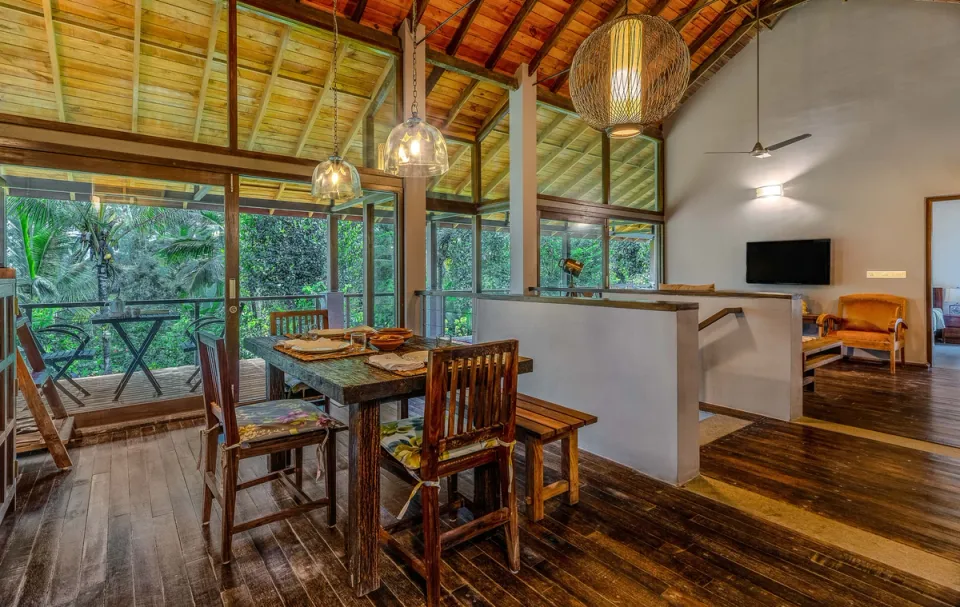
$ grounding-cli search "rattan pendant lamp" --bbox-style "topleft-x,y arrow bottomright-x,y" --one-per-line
568,3 -> 690,138
312,0 -> 362,202
383,0 -> 449,177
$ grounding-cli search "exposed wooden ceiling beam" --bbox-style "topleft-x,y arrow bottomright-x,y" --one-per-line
40,0 -> 65,122
477,94 -> 509,141
443,80 -> 480,129
295,42 -> 350,157
242,0 -> 400,53
193,184 -> 213,201
689,0 -> 808,89
193,0 -> 223,142
688,1 -> 736,56
427,48 -> 517,89
426,0 -> 486,96
131,0 -> 142,132
672,0 -> 715,32
247,27 -> 292,150
342,59 -> 395,152
486,0 -> 537,70
529,0 -> 588,74
558,139 -> 628,197
583,141 -> 655,197
275,183 -> 287,200
478,112 -> 568,195
351,0 -> 368,22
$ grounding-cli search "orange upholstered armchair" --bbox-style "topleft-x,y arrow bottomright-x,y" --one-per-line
818,294 -> 908,374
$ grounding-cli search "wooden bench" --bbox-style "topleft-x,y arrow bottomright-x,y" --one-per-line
515,393 -> 598,522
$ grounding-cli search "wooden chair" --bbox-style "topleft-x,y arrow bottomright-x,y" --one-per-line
183,316 -> 224,392
818,293 -> 907,374
379,340 -> 520,607
196,332 -> 346,563
269,309 -> 330,412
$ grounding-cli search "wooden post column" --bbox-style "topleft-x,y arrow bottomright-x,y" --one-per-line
400,20 -> 428,332
508,63 -> 537,294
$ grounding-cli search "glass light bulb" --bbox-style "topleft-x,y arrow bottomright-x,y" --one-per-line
410,139 -> 421,157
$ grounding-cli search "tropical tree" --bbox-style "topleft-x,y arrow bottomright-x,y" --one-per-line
157,210 -> 225,297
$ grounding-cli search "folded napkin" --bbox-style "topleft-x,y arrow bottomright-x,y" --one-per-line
282,338 -> 348,352
309,327 -> 348,337
368,353 -> 425,372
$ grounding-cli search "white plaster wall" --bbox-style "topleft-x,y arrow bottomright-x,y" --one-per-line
932,200 -> 960,289
474,298 -> 700,485
664,0 -> 960,364
606,292 -> 802,420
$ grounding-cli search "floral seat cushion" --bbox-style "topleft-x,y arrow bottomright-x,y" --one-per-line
233,399 -> 345,446
380,417 -> 498,470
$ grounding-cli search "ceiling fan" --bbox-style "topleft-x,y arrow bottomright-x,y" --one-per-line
705,1 -> 810,159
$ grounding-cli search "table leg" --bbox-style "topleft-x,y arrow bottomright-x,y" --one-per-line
266,363 -> 291,472
112,321 -> 165,400
348,399 -> 380,597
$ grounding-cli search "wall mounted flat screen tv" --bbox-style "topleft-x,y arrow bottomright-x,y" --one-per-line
746,239 -> 831,285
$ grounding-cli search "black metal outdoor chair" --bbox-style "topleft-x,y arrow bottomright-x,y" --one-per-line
31,323 -> 95,407
183,316 -> 225,392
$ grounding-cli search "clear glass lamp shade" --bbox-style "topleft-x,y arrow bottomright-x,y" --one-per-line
383,115 -> 449,177
311,155 -> 362,203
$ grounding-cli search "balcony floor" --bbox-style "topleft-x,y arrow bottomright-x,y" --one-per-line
17,359 -> 268,418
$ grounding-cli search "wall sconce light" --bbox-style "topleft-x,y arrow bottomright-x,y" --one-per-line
755,184 -> 783,198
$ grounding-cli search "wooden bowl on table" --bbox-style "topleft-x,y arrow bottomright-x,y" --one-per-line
375,327 -> 414,341
369,334 -> 405,351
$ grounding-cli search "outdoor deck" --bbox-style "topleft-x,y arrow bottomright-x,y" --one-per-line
18,359 -> 268,416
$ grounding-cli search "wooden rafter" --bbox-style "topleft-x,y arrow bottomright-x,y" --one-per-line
539,131 -> 601,192
444,81 -> 480,129
613,163 -> 656,201
583,141 -> 655,197
425,0 -> 486,96
689,0 -> 808,89
295,42 -> 350,157
132,0 -> 143,132
427,48 -> 517,89
672,0 -> 716,31
247,27 -> 293,150
529,0 -> 588,74
351,0 -> 369,22
40,0 -> 65,122
688,1 -> 736,56
486,0 -> 537,70
342,59 -> 395,152
194,0 -> 224,141
477,111 -> 568,196
193,185 -> 213,201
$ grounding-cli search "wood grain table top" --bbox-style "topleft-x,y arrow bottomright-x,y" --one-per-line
245,335 -> 533,404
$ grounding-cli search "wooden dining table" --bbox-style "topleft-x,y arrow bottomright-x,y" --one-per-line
243,335 -> 534,597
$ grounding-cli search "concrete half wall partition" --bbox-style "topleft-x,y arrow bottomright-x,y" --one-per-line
473,295 -> 701,486
607,290 -> 804,422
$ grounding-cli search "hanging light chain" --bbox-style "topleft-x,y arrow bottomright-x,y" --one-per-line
411,0 -> 419,117
332,0 -> 341,157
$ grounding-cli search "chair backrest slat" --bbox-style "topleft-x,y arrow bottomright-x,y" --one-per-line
421,340 -> 519,478
197,332 -> 240,445
269,309 -> 329,337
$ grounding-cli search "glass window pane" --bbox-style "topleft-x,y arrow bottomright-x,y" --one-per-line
480,123 -> 509,202
610,137 -> 660,210
609,220 -> 658,289
481,212 -> 510,292
539,218 -> 603,290
373,197 -> 397,328
427,213 -> 473,291
427,141 -> 473,199
537,107 -> 603,203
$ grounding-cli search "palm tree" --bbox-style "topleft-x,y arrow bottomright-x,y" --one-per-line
156,210 -> 225,297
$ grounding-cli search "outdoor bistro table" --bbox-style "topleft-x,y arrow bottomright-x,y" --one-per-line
243,335 -> 533,597
91,310 -> 180,401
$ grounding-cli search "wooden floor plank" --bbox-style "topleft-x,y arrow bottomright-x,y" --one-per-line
701,417 -> 960,567
805,360 -> 960,449
2,410 -> 959,607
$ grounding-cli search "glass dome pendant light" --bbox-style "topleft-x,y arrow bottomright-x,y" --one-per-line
312,0 -> 362,202
383,0 -> 449,177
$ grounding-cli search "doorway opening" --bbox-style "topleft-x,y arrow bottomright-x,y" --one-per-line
926,196 -> 960,368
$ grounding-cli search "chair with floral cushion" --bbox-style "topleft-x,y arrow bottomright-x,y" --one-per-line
379,339 -> 520,607
196,332 -> 346,563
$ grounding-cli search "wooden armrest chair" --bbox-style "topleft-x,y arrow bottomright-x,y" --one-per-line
196,333 -> 346,563
269,309 -> 331,412
817,294 -> 908,374
378,340 -> 521,607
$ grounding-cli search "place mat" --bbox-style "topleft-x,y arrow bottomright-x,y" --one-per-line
274,343 -> 376,362
364,360 -> 428,377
